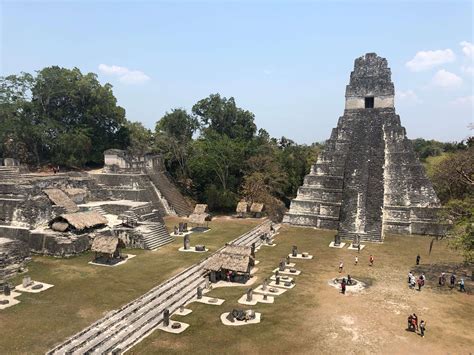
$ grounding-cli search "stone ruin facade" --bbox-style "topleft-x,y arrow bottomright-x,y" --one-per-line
283,53 -> 445,242
0,149 -> 194,257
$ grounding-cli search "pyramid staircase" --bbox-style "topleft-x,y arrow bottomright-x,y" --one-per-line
146,170 -> 192,217
140,223 -> 174,250
0,166 -> 20,181
90,206 -> 108,217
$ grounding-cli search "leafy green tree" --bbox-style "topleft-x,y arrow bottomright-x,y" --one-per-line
192,94 -> 256,140
125,121 -> 153,157
156,108 -> 199,143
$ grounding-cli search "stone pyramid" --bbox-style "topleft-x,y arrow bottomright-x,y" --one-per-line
283,53 -> 445,242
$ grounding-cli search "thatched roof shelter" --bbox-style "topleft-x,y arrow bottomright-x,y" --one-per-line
236,201 -> 248,213
204,244 -> 253,273
91,235 -> 124,254
43,188 -> 79,212
50,211 -> 108,231
204,253 -> 251,273
250,203 -> 264,213
193,204 -> 209,214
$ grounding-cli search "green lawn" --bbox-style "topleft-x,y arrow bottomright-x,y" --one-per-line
0,217 -> 260,354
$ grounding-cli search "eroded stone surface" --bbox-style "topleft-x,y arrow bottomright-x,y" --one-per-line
284,53 -> 445,241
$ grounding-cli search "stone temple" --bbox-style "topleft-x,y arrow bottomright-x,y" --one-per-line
283,53 -> 445,242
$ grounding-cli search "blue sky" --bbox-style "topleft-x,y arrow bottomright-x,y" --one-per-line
1,0 -> 472,144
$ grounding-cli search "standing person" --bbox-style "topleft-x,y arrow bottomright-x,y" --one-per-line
459,278 -> 465,292
412,313 -> 418,331
354,256 -> 358,265
341,279 -> 346,294
419,320 -> 426,338
408,314 -> 413,331
339,261 -> 344,273
408,271 -> 413,284
441,273 -> 446,286
369,255 -> 374,267
416,254 -> 421,265
450,273 -> 456,288
410,274 -> 416,289
357,244 -> 360,253
417,277 -> 422,291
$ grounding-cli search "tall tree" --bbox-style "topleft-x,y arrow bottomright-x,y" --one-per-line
192,94 -> 256,140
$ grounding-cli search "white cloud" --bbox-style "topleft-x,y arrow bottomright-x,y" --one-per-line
406,49 -> 455,71
397,90 -> 422,103
461,65 -> 474,76
431,69 -> 463,88
460,41 -> 474,58
450,95 -> 474,105
98,64 -> 150,84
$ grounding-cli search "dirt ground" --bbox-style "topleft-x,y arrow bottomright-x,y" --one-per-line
131,223 -> 473,355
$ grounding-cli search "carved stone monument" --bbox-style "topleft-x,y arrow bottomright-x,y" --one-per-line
279,260 -> 286,271
334,235 -> 341,246
292,245 -> 298,257
184,235 -> 190,250
283,53 -> 445,241
246,288 -> 253,302
163,308 -> 170,327
197,286 -> 203,299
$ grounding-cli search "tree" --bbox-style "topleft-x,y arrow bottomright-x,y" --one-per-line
125,121 -> 153,157
192,94 -> 256,140
31,66 -> 128,165
431,147 -> 474,203
155,109 -> 198,180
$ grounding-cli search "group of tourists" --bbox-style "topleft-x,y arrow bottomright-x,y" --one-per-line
438,272 -> 466,292
407,313 -> 426,337
408,271 -> 426,291
339,255 -> 374,273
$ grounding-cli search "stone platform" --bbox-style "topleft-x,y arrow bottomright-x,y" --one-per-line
157,321 -> 189,334
220,312 -> 261,326
238,293 -> 274,305
16,281 -> 54,293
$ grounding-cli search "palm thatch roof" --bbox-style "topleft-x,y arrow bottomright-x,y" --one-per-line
236,201 -> 248,213
51,211 -> 108,231
91,235 -> 124,254
43,188 -> 79,212
222,245 -> 252,256
250,202 -> 264,213
193,204 -> 209,214
204,253 -> 251,273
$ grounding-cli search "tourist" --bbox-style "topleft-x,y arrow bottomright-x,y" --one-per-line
450,273 -> 456,288
459,278 -> 465,292
354,256 -> 358,265
339,261 -> 344,273
407,314 -> 414,331
410,275 -> 416,289
419,320 -> 426,338
357,244 -> 360,253
408,271 -> 413,284
347,275 -> 352,285
341,279 -> 346,294
369,255 -> 374,266
441,273 -> 446,286
417,276 -> 424,291
416,254 -> 421,265
412,313 -> 418,331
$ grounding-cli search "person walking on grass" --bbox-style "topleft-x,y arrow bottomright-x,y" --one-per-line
416,254 -> 421,265
450,273 -> 456,288
341,279 -> 346,294
369,255 -> 374,266
412,313 -> 418,331
459,278 -> 465,292
419,320 -> 426,338
339,261 -> 344,273
354,256 -> 358,266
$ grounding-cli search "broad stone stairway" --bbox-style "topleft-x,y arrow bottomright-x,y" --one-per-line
0,166 -> 20,181
48,220 -> 274,355
146,169 -> 192,217
139,223 -> 174,250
